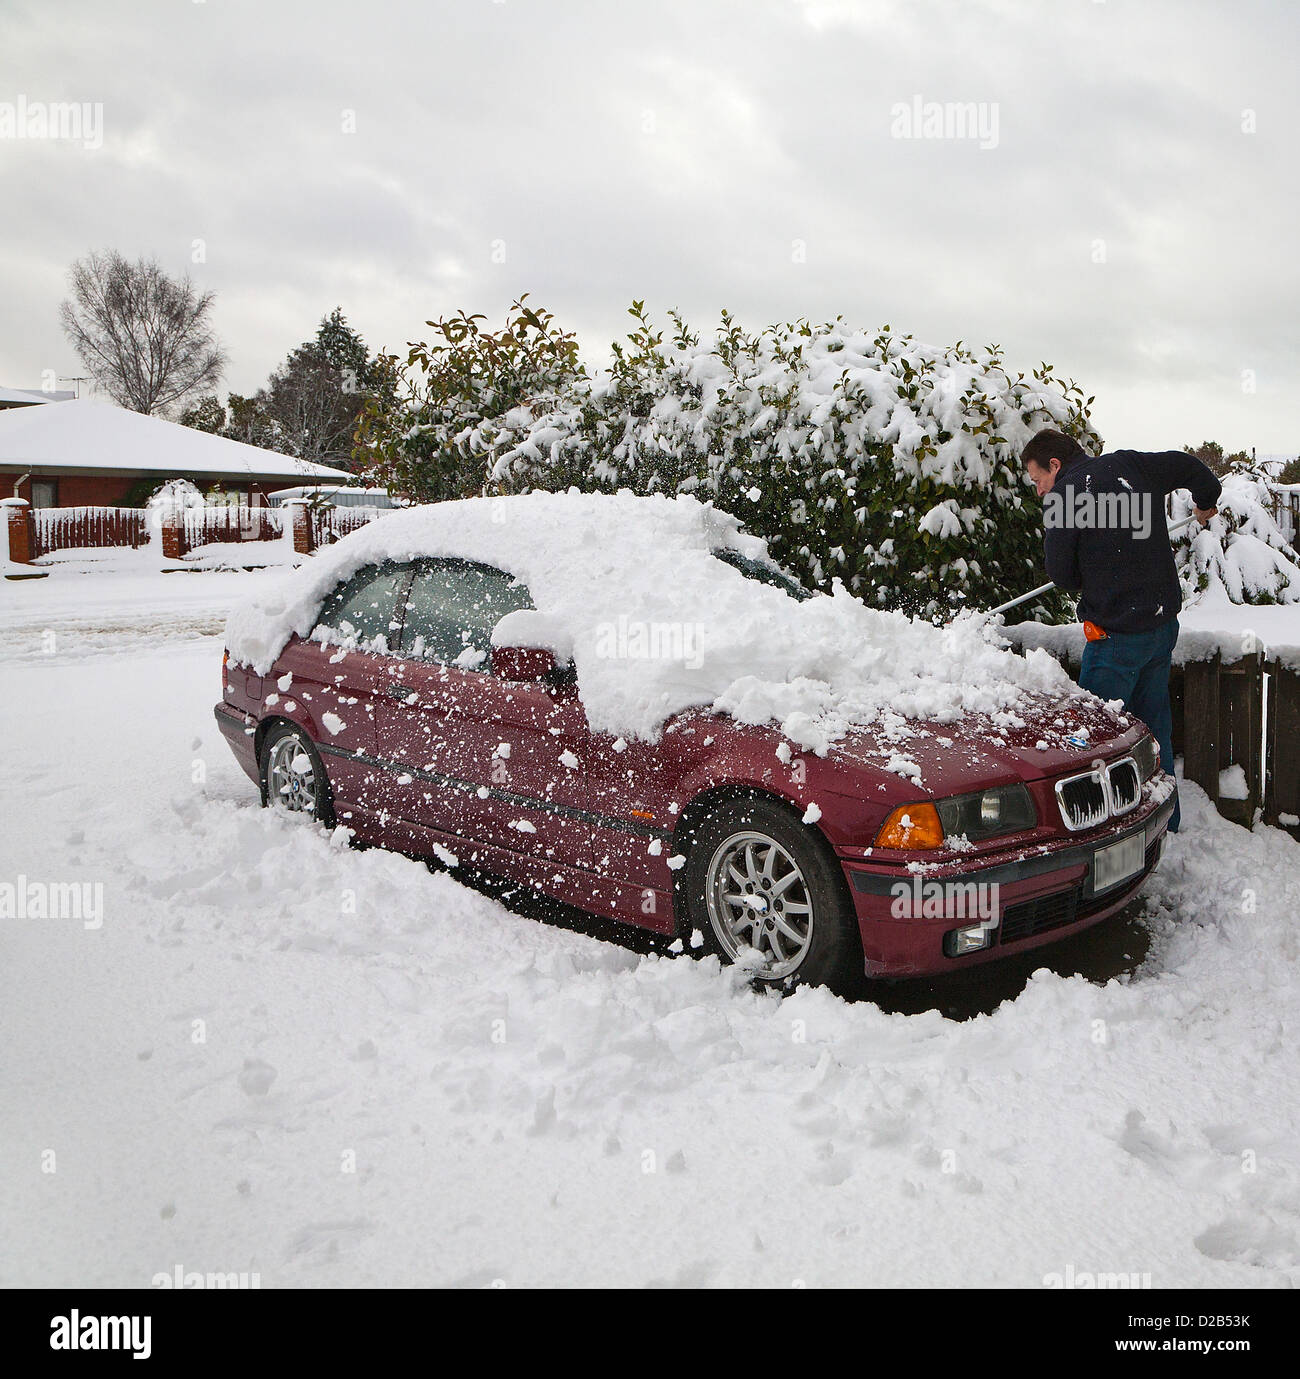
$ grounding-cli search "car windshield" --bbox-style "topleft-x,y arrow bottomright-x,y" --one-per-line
712,547 -> 812,601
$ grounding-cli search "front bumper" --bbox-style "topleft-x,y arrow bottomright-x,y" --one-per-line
841,793 -> 1175,977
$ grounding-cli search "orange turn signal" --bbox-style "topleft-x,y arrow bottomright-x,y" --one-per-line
875,802 -> 944,850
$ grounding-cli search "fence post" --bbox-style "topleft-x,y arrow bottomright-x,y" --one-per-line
284,499 -> 315,555
1168,662 -> 1185,757
161,510 -> 188,561
1182,650 -> 1264,827
3,497 -> 35,564
1265,656 -> 1300,838
1217,649 -> 1264,826
1182,653 -> 1221,810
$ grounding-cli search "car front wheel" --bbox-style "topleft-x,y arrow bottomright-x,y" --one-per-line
682,796 -> 862,995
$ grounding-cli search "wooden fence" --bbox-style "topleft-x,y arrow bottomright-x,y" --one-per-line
10,499 -> 391,566
1269,489 -> 1300,546
1170,651 -> 1300,835
181,505 -> 282,547
308,504 -> 387,548
32,506 -> 149,557
1010,630 -> 1300,838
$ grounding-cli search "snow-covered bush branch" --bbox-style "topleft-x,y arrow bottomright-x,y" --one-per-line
1171,463 -> 1300,605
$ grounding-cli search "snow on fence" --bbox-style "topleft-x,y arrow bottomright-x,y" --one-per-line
181,505 -> 282,547
31,506 -> 149,557
309,504 -> 389,548
1004,623 -> 1300,837
157,500 -> 388,559
13,499 -> 432,567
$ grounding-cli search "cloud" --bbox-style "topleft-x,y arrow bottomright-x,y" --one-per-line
1,0 -> 1295,452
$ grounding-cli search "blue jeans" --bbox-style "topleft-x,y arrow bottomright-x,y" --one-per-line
1078,616 -> 1181,831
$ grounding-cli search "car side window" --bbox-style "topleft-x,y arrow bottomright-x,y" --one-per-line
400,559 -> 534,670
310,562 -> 413,655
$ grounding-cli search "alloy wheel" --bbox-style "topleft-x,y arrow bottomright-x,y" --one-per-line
267,734 -> 318,816
704,829 -> 815,978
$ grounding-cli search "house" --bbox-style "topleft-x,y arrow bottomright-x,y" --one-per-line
0,385 -> 77,410
0,400 -> 350,507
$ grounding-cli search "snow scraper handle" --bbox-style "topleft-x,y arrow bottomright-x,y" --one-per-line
983,514 -> 1201,618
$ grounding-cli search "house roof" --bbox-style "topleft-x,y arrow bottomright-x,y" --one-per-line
0,400 -> 350,482
0,385 -> 77,406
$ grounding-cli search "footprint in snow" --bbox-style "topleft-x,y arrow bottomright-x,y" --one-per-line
1194,1215 -> 1300,1270
365,968 -> 423,1013
1116,1109 -> 1187,1174
238,1058 -> 277,1097
285,1219 -> 375,1263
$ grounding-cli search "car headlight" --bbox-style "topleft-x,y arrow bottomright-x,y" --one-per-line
875,802 -> 945,850
1132,733 -> 1160,782
874,785 -> 1036,850
935,784 -> 1037,843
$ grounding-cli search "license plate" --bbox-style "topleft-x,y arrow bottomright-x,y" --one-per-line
1093,832 -> 1145,893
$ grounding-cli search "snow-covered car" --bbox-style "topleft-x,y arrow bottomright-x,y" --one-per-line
216,491 -> 1175,992
266,484 -> 402,510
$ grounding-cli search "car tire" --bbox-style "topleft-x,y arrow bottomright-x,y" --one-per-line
681,795 -> 862,995
259,721 -> 335,828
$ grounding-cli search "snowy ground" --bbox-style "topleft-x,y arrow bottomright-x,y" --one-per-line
3,562 -> 1300,1288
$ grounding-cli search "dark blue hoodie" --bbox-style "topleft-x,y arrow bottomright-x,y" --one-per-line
1043,450 -> 1222,634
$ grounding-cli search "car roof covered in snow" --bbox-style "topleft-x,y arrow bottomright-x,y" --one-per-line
225,489 -> 1082,754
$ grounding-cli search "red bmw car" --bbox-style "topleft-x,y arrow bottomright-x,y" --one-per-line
216,495 -> 1173,994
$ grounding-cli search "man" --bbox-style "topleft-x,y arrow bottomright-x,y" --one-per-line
1021,429 -> 1222,832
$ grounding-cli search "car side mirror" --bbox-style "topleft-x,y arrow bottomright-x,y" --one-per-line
490,644 -> 559,682
490,609 -> 575,688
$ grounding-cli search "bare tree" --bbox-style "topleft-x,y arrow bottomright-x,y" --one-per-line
59,251 -> 227,414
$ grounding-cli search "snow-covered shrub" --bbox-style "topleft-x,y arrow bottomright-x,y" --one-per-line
358,298 -> 585,506
143,478 -> 205,545
491,308 -> 1100,619
146,477 -> 205,512
1171,464 -> 1300,605
360,302 -> 1100,619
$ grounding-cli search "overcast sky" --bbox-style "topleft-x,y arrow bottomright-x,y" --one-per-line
3,0 -> 1296,453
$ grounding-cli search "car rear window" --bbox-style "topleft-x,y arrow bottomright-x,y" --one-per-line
400,559 -> 534,669
311,562 -> 412,654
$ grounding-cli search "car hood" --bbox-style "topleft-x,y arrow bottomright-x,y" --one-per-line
815,692 -> 1142,800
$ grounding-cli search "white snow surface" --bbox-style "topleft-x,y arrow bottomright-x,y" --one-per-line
1218,765 -> 1250,800
226,490 -> 1081,752
3,566 -> 1300,1287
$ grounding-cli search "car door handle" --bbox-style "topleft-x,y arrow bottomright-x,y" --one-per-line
385,681 -> 452,715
